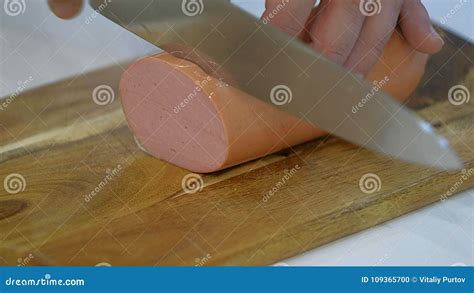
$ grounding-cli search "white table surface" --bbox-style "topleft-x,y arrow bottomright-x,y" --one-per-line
0,0 -> 473,266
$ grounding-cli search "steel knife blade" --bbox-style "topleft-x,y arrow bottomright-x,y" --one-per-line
90,0 -> 462,170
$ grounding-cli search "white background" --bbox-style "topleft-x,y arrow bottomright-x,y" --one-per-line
0,0 -> 473,266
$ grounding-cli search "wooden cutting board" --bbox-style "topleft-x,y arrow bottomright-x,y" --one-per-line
0,29 -> 473,266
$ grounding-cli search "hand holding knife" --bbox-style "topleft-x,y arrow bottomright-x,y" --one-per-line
49,0 -> 463,170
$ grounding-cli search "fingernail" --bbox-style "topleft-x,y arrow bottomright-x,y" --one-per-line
48,0 -> 82,19
430,26 -> 445,46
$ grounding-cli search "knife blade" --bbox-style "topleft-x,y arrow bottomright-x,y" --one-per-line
90,0 -> 462,170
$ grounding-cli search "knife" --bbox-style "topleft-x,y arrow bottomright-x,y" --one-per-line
90,0 -> 462,170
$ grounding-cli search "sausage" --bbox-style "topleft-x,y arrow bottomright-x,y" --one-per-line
120,32 -> 428,173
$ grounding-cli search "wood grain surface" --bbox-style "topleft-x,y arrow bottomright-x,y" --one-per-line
0,29 -> 473,266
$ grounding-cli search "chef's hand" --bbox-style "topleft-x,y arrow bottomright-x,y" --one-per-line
49,0 -> 444,76
48,0 -> 83,19
263,0 -> 444,75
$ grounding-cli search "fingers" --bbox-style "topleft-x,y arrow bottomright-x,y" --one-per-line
399,0 -> 444,54
307,0 -> 366,64
262,0 -> 316,37
263,0 -> 442,76
344,0 -> 403,75
48,0 -> 83,19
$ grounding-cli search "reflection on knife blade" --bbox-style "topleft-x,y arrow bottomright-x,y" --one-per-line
90,0 -> 462,170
